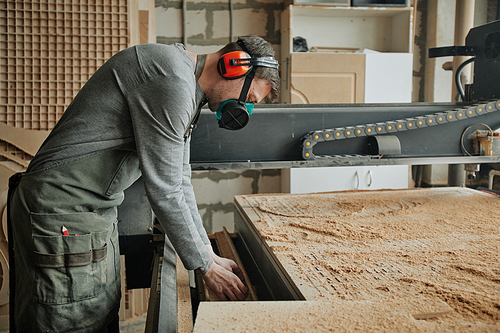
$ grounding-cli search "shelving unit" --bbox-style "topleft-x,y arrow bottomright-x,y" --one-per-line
280,4 -> 415,104
284,6 -> 414,53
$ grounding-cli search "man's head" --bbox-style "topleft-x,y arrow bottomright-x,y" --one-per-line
217,36 -> 280,102
206,36 -> 280,129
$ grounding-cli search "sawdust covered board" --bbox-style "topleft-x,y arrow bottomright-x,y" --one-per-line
234,188 -> 500,331
193,297 -> 454,332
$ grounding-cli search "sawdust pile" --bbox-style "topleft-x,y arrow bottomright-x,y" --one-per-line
238,188 -> 500,331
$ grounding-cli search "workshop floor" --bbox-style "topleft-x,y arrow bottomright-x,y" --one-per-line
120,315 -> 147,333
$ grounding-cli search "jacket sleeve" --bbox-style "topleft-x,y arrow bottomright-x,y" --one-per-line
182,136 -> 211,245
127,74 -> 212,273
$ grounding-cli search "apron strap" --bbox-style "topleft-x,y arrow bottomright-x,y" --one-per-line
184,54 -> 208,140
7,172 -> 23,333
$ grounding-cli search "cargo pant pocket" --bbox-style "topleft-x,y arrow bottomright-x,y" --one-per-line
30,213 -> 110,305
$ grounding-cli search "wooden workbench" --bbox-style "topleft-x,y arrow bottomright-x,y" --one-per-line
194,188 -> 500,332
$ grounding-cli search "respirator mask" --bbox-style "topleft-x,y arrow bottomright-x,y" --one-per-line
215,42 -> 278,130
215,68 -> 256,130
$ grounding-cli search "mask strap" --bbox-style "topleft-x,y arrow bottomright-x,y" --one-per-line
237,68 -> 255,104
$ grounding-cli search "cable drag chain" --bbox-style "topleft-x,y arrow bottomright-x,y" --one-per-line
301,100 -> 500,160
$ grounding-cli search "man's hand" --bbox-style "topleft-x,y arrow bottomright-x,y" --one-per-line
203,244 -> 248,300
202,261 -> 248,301
212,253 -> 245,282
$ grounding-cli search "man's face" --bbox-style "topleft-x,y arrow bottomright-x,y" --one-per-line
207,77 -> 272,112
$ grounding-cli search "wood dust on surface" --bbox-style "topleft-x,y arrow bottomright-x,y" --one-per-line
194,296 -> 454,332
235,188 -> 500,332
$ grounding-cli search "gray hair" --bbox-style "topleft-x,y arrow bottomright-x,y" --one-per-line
219,36 -> 280,102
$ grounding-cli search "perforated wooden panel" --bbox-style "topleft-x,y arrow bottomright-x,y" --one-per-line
0,1 -> 156,326
0,0 -> 130,130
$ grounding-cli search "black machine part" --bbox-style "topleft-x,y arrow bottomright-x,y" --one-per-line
366,135 -> 402,156
429,20 -> 500,102
467,20 -> 500,101
218,100 -> 250,130
190,102 -> 500,170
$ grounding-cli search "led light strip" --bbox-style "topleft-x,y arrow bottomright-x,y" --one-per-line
301,100 -> 500,160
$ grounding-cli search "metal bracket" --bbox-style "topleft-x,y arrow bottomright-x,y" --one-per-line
428,46 -> 476,58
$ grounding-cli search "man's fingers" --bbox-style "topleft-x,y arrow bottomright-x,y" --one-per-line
226,290 -> 238,301
216,279 -> 247,301
232,265 -> 245,282
225,285 -> 245,301
236,278 -> 248,296
215,291 -> 227,301
216,287 -> 241,301
222,278 -> 247,301
203,262 -> 248,301
234,286 -> 246,300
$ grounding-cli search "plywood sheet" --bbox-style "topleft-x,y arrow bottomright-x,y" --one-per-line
364,53 -> 413,103
177,256 -> 193,333
0,123 -> 49,157
234,188 -> 500,331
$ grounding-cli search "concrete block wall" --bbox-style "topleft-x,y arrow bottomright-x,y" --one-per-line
154,0 -> 282,56
191,169 -> 281,233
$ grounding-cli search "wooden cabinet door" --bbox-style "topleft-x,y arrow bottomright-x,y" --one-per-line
284,166 -> 364,193
290,53 -> 365,104
283,166 -> 409,193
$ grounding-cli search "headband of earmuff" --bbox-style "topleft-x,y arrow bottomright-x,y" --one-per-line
217,40 -> 279,80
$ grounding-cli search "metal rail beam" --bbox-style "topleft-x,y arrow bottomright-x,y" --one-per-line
190,102 -> 500,170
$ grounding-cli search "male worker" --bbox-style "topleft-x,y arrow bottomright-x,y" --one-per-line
8,35 -> 279,332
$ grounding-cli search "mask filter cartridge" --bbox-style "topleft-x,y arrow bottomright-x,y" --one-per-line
216,99 -> 254,130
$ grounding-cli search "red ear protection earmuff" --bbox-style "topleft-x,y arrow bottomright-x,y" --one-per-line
217,51 -> 253,79
215,40 -> 279,130
217,48 -> 279,80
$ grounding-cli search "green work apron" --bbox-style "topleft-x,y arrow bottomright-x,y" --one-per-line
8,147 -> 141,332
